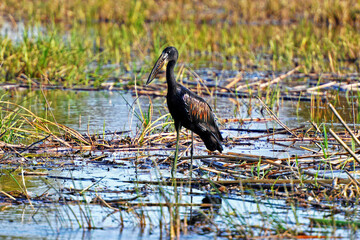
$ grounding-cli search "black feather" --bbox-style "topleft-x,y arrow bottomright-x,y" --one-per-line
147,46 -> 223,152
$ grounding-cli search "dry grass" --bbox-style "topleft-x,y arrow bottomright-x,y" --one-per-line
2,0 -> 360,27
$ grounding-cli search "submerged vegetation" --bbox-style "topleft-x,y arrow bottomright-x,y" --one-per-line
1,0 -> 360,239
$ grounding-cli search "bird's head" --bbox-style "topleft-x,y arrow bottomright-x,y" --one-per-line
146,46 -> 178,85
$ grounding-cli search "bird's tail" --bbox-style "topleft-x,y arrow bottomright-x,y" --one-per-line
200,131 -> 223,153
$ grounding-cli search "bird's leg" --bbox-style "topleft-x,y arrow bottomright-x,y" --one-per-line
190,131 -> 194,218
172,127 -> 180,178
171,126 -> 181,239
190,131 -> 194,190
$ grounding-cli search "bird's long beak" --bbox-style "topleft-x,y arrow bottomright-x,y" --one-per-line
146,52 -> 168,85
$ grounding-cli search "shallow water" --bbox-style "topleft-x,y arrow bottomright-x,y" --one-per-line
1,86 -> 360,239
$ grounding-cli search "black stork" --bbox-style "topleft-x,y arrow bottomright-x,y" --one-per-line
146,47 -> 223,174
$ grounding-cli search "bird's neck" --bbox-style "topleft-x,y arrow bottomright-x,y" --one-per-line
166,60 -> 177,93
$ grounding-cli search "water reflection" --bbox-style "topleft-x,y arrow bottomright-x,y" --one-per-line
2,89 -> 143,134
0,20 -> 44,42
187,195 -> 222,226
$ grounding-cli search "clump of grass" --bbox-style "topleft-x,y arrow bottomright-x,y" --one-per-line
0,98 -> 89,145
0,27 -> 94,86
131,98 -> 172,145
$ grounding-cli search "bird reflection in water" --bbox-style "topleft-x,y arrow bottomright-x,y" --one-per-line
186,195 -> 222,230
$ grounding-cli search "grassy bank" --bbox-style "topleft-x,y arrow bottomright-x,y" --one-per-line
0,0 -> 359,87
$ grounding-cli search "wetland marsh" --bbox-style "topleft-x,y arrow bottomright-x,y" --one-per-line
1,0 -> 360,239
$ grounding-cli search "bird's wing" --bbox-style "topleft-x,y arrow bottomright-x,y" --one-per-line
181,89 -> 223,143
182,93 -> 212,123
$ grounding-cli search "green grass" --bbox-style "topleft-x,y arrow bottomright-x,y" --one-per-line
0,96 -> 89,145
0,1 -> 360,87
